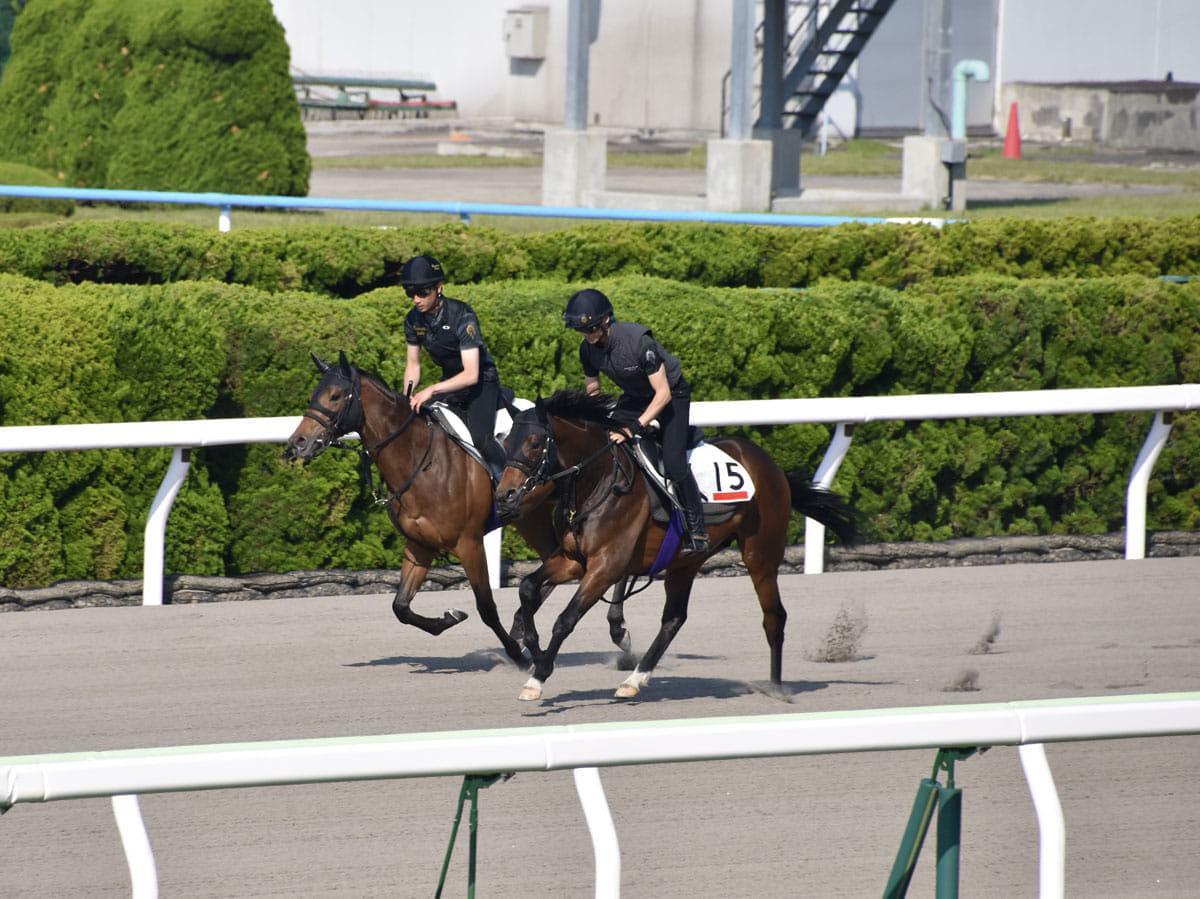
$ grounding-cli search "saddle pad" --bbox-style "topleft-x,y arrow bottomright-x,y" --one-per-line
688,441 -> 755,503
431,396 -> 532,446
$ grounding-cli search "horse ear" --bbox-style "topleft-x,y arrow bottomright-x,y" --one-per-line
337,349 -> 351,374
310,352 -> 330,373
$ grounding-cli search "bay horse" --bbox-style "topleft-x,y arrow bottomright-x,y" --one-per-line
284,350 -> 571,667
495,390 -> 859,701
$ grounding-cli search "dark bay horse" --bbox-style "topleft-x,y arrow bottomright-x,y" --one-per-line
495,390 -> 859,701
284,350 -> 564,667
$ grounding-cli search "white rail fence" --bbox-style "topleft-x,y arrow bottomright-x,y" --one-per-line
1,384 -> 1198,602
3,692 -> 1199,898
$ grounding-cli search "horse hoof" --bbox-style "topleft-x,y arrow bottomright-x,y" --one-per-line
443,609 -> 469,626
616,671 -> 650,698
518,677 -> 543,701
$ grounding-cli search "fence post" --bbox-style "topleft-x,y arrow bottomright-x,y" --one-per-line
805,422 -> 855,574
1125,410 -> 1172,559
143,447 -> 190,606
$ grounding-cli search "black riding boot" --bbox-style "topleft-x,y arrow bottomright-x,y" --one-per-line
677,474 -> 710,556
482,437 -> 507,483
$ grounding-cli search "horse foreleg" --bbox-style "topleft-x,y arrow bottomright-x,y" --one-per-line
456,539 -> 529,668
616,570 -> 695,698
519,563 -> 607,701
521,587 -> 590,701
391,543 -> 469,635
607,577 -> 636,670
509,577 -> 555,648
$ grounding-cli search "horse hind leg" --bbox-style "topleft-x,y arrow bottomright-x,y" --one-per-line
616,571 -> 693,698
741,531 -> 791,700
607,577 -> 636,670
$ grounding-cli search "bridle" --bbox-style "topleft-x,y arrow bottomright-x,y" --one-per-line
300,366 -> 365,454
504,408 -> 635,532
301,364 -> 431,505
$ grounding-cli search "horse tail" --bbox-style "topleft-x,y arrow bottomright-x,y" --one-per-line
786,472 -> 860,545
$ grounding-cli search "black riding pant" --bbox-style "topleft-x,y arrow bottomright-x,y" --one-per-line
614,385 -> 691,482
446,377 -> 505,468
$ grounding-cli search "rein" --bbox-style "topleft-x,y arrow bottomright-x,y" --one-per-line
353,412 -> 435,507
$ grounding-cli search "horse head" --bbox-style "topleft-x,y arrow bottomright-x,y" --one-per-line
495,398 -> 559,521
284,349 -> 364,462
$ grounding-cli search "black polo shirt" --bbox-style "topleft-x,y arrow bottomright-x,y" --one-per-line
404,296 -> 498,382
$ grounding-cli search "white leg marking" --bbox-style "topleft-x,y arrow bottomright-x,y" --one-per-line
519,676 -> 543,701
614,670 -> 651,698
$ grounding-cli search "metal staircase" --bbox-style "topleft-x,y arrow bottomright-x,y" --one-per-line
723,0 -> 896,138
778,0 -> 896,136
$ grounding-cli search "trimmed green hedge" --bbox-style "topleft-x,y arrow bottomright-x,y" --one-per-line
2,271 -> 1198,587
0,0 -> 308,195
0,216 -> 1198,296
0,162 -> 74,217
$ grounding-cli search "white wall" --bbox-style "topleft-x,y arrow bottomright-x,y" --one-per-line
997,0 -> 1200,85
271,1 -> 1200,138
272,0 -> 513,116
272,0 -> 732,134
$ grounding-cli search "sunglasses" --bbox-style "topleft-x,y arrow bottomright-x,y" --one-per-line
405,286 -> 436,298
578,322 -> 604,334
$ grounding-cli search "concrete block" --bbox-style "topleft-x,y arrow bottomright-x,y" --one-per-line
705,139 -> 772,212
902,135 -> 967,211
541,130 -> 607,207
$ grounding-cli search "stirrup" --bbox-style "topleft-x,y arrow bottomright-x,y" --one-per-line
680,533 -> 710,557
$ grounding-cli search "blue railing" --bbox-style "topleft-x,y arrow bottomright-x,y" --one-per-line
0,183 -> 897,229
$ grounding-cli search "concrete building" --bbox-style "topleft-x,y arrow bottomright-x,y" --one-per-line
271,0 -> 1200,143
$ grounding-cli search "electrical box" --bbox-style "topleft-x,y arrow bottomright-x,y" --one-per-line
503,7 -> 548,59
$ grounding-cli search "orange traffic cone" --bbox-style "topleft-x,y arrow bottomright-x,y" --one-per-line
1002,102 -> 1022,159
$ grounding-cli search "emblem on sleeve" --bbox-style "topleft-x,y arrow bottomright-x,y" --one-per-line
466,323 -> 478,340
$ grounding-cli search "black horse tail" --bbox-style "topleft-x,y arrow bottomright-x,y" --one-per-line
787,473 -> 860,546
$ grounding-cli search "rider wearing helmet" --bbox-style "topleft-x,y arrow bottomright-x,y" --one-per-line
401,254 -> 507,480
564,288 -> 710,556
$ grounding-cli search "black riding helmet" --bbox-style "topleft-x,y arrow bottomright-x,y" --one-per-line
563,288 -> 613,331
400,255 -> 445,292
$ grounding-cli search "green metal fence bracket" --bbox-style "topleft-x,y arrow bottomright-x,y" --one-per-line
435,772 -> 509,898
882,747 -> 987,899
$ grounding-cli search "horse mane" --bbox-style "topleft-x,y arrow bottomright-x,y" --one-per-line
355,366 -> 410,405
541,389 -> 616,425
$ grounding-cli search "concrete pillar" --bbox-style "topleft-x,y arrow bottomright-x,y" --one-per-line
706,138 -> 772,212
901,135 -> 967,211
541,129 -> 607,207
753,127 -> 803,194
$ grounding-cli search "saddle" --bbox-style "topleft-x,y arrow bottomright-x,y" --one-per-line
627,427 -> 749,527
425,387 -> 528,482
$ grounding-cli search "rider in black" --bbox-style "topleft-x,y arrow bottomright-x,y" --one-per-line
563,288 -> 710,556
401,254 -> 507,480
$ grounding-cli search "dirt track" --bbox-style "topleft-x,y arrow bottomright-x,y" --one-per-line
4,559 -> 1200,897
